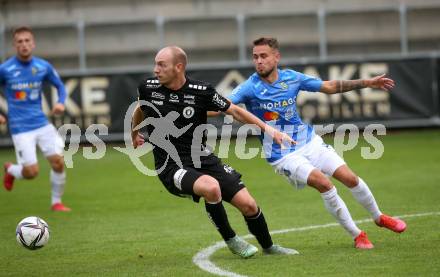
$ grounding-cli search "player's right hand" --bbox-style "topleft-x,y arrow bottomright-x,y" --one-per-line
132,132 -> 145,148
0,115 -> 6,124
271,129 -> 297,148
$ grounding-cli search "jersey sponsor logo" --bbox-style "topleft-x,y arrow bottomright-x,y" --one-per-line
151,92 -> 165,100
151,100 -> 163,105
169,93 -> 179,103
184,94 -> 195,99
263,111 -> 279,121
259,97 -> 295,109
184,99 -> 195,105
145,83 -> 159,88
260,88 -> 268,95
213,93 -> 227,108
13,71 -> 21,77
183,106 -> 195,118
11,81 -> 42,90
14,91 -> 27,100
146,79 -> 159,84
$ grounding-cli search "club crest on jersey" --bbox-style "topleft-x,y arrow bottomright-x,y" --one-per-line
183,106 -> 195,118
280,82 -> 288,90
285,107 -> 294,120
31,67 -> 38,75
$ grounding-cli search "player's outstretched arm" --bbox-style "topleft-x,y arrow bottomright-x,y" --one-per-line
224,103 -> 296,146
131,105 -> 145,148
320,74 -> 395,94
207,111 -> 221,117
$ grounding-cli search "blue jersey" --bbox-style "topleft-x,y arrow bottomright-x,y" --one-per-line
0,56 -> 66,135
229,68 -> 322,163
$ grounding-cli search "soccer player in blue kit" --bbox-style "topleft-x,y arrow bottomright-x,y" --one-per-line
0,26 -> 71,212
227,37 -> 406,249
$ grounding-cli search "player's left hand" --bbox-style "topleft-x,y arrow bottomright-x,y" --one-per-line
368,74 -> 395,91
51,103 -> 65,115
132,132 -> 145,148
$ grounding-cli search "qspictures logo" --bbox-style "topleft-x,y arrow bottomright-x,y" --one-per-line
59,101 -> 387,176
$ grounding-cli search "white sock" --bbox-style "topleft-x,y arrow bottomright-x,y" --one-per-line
321,187 -> 361,239
8,164 -> 23,179
350,178 -> 382,221
50,170 -> 66,205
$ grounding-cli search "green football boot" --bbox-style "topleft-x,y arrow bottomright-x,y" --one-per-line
225,236 -> 258,258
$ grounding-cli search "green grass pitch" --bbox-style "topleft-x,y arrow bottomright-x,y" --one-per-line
1,130 -> 439,276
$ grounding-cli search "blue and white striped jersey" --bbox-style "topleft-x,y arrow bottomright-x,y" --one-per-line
229,68 -> 322,163
0,56 -> 66,135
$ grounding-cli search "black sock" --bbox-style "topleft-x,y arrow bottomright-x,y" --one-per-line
205,201 -> 236,241
244,207 -> 273,249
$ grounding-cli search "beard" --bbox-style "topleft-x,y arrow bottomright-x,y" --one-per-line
257,66 -> 275,79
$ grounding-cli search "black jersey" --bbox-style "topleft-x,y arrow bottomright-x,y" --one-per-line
137,76 -> 230,170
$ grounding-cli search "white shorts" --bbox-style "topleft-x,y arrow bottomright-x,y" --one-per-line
11,124 -> 65,166
271,135 -> 345,189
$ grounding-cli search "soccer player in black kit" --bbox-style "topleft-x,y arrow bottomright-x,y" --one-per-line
131,46 -> 297,258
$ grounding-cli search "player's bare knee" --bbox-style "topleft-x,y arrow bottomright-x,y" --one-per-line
311,181 -> 333,193
240,199 -> 258,217
308,172 -> 333,193
344,173 -> 359,188
22,165 -> 39,179
49,156 -> 64,173
198,176 -> 221,202
205,184 -> 221,202
51,160 -> 64,173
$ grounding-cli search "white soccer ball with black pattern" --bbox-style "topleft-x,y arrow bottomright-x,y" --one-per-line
16,216 -> 50,250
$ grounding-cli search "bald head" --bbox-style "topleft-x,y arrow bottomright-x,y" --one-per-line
156,46 -> 187,68
154,46 -> 188,89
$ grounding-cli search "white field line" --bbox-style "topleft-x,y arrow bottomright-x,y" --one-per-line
192,211 -> 440,277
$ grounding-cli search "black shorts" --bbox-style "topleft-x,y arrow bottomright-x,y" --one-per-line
158,156 -> 245,203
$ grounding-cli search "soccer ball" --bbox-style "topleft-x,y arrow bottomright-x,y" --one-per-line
16,216 -> 50,250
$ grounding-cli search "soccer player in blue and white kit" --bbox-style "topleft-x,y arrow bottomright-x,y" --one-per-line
0,26 -> 71,212
228,37 -> 406,249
